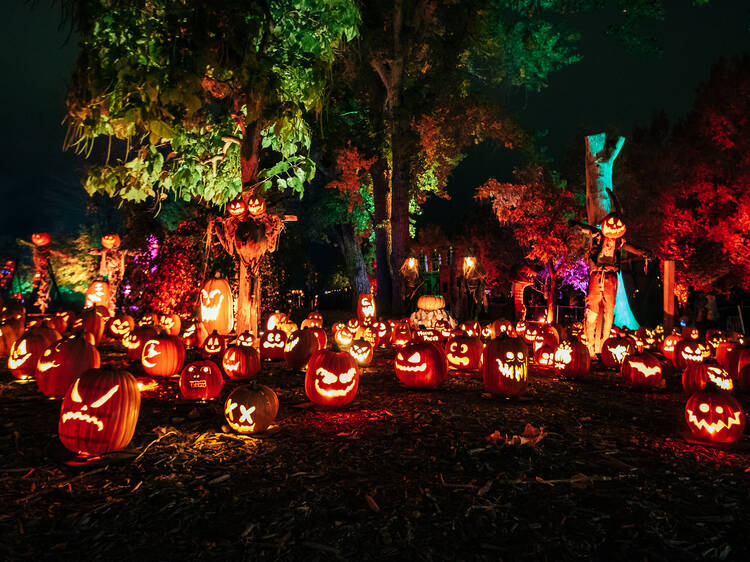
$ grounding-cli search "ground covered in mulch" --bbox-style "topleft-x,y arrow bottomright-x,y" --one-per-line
2,326 -> 750,561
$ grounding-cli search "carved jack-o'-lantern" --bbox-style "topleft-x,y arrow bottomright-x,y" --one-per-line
685,387 -> 745,444
179,361 -> 223,400
480,324 -> 495,342
202,330 -> 226,358
158,314 -> 181,336
621,353 -> 663,389
661,333 -> 683,361
394,343 -> 447,388
348,339 -> 374,367
227,198 -> 248,217
458,321 -> 480,338
305,350 -> 360,407
391,323 -> 412,348
101,234 -> 121,249
59,369 -> 141,456
284,329 -> 320,371
224,384 -> 278,434
123,326 -> 158,360
222,346 -> 261,379
266,312 -> 288,331
482,338 -> 528,397
334,327 -> 354,351
673,340 -> 710,369
36,335 -> 101,399
106,313 -> 135,339
601,336 -> 635,369
682,364 -> 733,394
31,232 -> 51,247
260,328 -> 287,360
372,321 -> 391,346
534,343 -> 556,368
199,277 -> 234,335
553,340 -> 591,378
181,321 -> 208,349
138,312 -> 160,328
634,327 -> 657,352
235,330 -> 255,348
682,326 -> 700,341
600,213 -> 626,239
85,281 -> 111,310
357,294 -> 376,324
141,335 -> 185,377
246,196 -> 266,217
446,335 -> 482,371
8,332 -> 49,380
346,318 -> 361,333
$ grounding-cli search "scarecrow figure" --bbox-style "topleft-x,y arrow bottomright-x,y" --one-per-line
461,254 -> 487,321
399,255 -> 423,312
88,234 -> 132,315
570,191 -> 651,356
20,233 -> 67,314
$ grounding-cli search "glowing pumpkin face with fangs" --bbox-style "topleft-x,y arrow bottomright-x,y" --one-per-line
684,388 -> 745,444
348,339 -> 374,366
394,343 -> 448,388
305,350 -> 360,407
600,213 -> 626,239
482,338 -> 528,397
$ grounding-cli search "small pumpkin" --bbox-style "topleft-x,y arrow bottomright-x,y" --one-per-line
158,313 -> 181,336
600,336 -> 636,369
260,328 -> 287,360
84,281 -> 111,310
224,384 -> 278,434
202,330 -> 226,357
179,361 -> 223,400
123,326 -> 158,360
445,335 -> 482,371
101,234 -> 121,249
106,313 -> 135,339
9,331 -> 51,380
416,295 -> 445,311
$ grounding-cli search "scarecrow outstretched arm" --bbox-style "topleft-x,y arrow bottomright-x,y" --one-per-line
623,243 -> 652,259
568,219 -> 599,235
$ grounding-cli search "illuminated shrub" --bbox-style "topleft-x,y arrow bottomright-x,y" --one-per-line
394,343 -> 447,389
305,350 -> 360,407
58,369 -> 141,456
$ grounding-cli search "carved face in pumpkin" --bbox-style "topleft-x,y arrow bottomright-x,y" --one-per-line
246,197 -> 266,217
347,318 -> 361,332
348,339 -> 374,366
679,341 -> 710,365
222,346 -> 261,379
357,294 -> 376,323
58,369 -> 141,456
141,336 -> 185,377
108,315 -> 134,338
394,343 -> 448,388
534,344 -> 555,367
8,338 -> 33,374
235,331 -> 255,347
260,328 -> 287,360
101,234 -> 121,249
224,385 -> 278,434
458,322 -> 480,338
334,327 -> 354,351
179,361 -> 223,400
227,198 -> 247,217
391,323 -> 412,348
305,350 -> 360,406
202,331 -> 226,356
31,232 -> 51,247
482,338 -> 528,397
372,321 -> 391,346
200,289 -> 225,323
685,390 -> 746,444
600,213 -> 626,239
446,336 -> 482,370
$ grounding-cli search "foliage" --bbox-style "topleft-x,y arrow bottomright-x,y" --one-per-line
260,253 -> 288,314
64,0 -> 360,207
323,147 -> 376,239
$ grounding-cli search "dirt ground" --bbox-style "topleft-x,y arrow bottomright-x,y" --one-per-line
1,332 -> 750,561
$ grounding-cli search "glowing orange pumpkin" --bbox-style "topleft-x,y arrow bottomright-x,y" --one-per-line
101,234 -> 121,249
356,294 -> 376,324
446,335 -> 482,371
284,329 -> 320,370
685,387 -> 745,444
36,335 -> 101,399
394,343 -> 448,388
260,328 -> 287,360
224,384 -> 278,434
553,340 -> 591,378
202,330 -> 226,358
222,346 -> 261,380
123,326 -> 158,360
348,339 -> 374,366
31,232 -> 51,247
199,277 -> 233,335
141,335 -> 185,377
179,361 -> 223,400
621,353 -> 663,389
482,338 -> 528,397
305,350 -> 360,407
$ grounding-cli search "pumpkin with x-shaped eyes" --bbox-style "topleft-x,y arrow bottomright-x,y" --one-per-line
305,350 -> 360,407
179,361 -> 223,400
246,196 -> 266,217
224,384 -> 278,434
446,335 -> 482,371
482,338 -> 528,397
394,343 -> 447,388
58,368 -> 141,456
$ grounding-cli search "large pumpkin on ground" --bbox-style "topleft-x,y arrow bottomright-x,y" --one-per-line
673,340 -> 711,369
446,335 -> 482,371
482,338 -> 528,397
284,329 -> 320,370
224,384 -> 278,434
305,350 -> 360,407
553,340 -> 590,378
684,388 -> 745,444
36,335 -> 101,399
141,335 -> 185,377
620,353 -> 663,390
58,369 -> 141,456
222,346 -> 261,380
8,331 -> 49,380
199,276 -> 234,335
600,336 -> 635,369
260,328 -> 287,360
394,343 -> 448,389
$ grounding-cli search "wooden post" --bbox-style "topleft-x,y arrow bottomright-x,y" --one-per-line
663,260 -> 675,332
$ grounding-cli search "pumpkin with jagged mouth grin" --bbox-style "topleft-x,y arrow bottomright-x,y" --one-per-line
482,338 -> 528,396
394,343 -> 447,388
305,350 -> 359,406
674,340 -> 710,369
348,339 -> 373,366
334,327 -> 354,351
600,213 -> 626,239
685,388 -> 745,444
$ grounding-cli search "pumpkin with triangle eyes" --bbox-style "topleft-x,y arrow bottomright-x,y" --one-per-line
224,384 -> 278,434
348,339 -> 374,367
394,343 -> 447,388
553,340 -> 591,378
222,346 -> 261,379
600,212 -> 626,238
101,233 -> 121,249
346,318 -> 361,333
685,386 -> 745,444
179,361 -> 223,400
106,313 -> 135,339
58,369 -> 141,456
141,335 -> 185,377
123,326 -> 158,360
458,321 -> 480,338
682,364 -> 733,394
305,350 -> 360,407
673,340 -> 710,369
621,353 -> 663,389
227,198 -> 248,217
356,294 -> 376,324
446,335 -> 482,371
482,338 -> 528,397
260,328 -> 287,360
202,330 -> 226,358
36,335 -> 101,399
246,196 -> 267,217
284,329 -> 320,370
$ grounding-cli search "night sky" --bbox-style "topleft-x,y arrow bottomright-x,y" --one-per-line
0,1 -> 747,240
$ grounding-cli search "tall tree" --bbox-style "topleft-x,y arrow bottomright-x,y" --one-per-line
62,0 -> 359,335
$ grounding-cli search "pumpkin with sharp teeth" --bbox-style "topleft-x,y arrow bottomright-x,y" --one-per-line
202,330 -> 226,358
199,277 -> 234,335
36,335 -> 101,398
685,386 -> 745,444
181,321 -> 208,348
446,335 -> 482,371
234,330 -> 255,348
346,318 -> 361,333
521,323 -> 541,348
9,332 -> 50,380
600,212 -> 626,238
158,313 -> 181,336
482,337 -> 528,397
673,340 -> 710,369
634,327 -> 657,352
601,336 -> 636,369
334,327 -> 354,351
349,339 -> 374,366
394,343 -> 447,388
106,313 -> 135,339
305,350 -> 360,406
459,321 -> 480,338
141,335 -> 185,377
284,329 -> 320,371
84,280 -> 111,310
224,384 -> 278,434
227,198 -> 248,217
621,353 -> 663,389
179,360 -> 223,400
222,345 -> 261,379
260,328 -> 287,360
553,340 -> 591,378
58,368 -> 141,456
682,364 -> 733,394
356,294 -> 376,324
123,326 -> 158,360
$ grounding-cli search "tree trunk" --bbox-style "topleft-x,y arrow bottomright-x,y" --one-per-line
389,116 -> 410,316
237,260 -> 261,338
585,132 -> 625,226
547,262 -> 556,324
371,156 -> 392,314
336,225 -> 371,304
